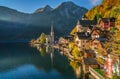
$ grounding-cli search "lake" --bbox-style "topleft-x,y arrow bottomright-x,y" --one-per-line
0,43 -> 82,79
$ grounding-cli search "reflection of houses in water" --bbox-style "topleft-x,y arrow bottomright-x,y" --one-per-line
70,61 -> 82,79
46,45 -> 49,53
50,48 -> 54,66
36,45 -> 55,67
45,46 -> 54,66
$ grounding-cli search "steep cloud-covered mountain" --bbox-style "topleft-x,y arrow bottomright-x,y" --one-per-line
0,1 -> 88,42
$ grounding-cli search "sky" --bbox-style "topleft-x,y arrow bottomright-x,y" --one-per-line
0,0 -> 102,13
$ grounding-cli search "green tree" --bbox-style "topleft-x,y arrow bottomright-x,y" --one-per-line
40,33 -> 46,44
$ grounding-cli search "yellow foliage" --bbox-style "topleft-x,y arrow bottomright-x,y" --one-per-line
70,26 -> 77,35
85,0 -> 120,20
85,0 -> 120,55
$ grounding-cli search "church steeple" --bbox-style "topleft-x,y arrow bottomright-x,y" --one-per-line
50,22 -> 54,44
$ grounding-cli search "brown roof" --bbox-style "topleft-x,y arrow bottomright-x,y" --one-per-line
101,18 -> 109,22
100,17 -> 116,22
90,38 -> 100,43
78,20 -> 97,27
83,58 -> 98,65
84,49 -> 95,54
91,29 -> 100,35
76,32 -> 90,39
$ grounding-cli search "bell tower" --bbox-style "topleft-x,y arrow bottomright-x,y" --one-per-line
50,23 -> 54,44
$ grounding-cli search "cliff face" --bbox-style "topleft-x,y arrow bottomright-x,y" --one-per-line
85,0 -> 120,24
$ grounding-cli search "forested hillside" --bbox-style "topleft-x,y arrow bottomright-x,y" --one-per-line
85,0 -> 120,25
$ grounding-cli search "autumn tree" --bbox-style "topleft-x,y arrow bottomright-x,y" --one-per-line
40,33 -> 46,44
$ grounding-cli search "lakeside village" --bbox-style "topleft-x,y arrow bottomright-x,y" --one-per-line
30,15 -> 120,79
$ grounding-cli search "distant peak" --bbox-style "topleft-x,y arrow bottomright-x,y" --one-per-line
43,5 -> 53,11
61,1 -> 76,6
44,5 -> 52,9
56,1 -> 79,9
34,5 -> 53,13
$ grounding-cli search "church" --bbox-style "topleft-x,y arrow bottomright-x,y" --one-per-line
45,24 -> 54,45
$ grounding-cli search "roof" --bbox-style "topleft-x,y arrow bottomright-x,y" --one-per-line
83,58 -> 98,65
89,38 -> 106,42
78,20 -> 96,27
91,29 -> 100,35
76,32 -> 90,39
96,38 -> 106,42
64,35 -> 73,39
84,49 -> 95,54
100,17 -> 116,22
90,38 -> 100,43
101,18 -> 109,22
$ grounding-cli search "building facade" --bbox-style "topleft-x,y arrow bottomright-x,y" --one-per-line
46,24 -> 54,45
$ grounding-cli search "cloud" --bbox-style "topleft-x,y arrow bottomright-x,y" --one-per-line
90,0 -> 101,5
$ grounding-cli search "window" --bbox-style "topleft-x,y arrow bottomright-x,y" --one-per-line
83,45 -> 85,47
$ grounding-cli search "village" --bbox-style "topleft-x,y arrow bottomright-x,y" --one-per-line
31,15 -> 120,79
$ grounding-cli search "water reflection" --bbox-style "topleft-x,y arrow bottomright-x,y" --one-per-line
56,47 -> 85,79
0,64 -> 64,79
0,43 -> 76,79
37,46 -> 83,79
70,61 -> 82,79
35,45 -> 83,79
36,45 -> 54,67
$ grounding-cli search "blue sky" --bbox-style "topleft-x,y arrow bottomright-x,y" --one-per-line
0,0 -> 102,13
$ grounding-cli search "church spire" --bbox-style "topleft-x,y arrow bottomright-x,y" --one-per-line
50,22 -> 54,44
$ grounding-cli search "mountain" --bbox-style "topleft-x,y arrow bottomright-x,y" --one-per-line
85,0 -> 120,25
0,6 -> 30,24
0,1 -> 88,42
34,5 -> 53,13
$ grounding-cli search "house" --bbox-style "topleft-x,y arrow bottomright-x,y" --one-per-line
45,35 -> 51,44
82,58 -> 99,72
58,37 -> 69,45
64,35 -> 74,42
76,20 -> 96,33
84,49 -> 95,58
91,30 -> 100,39
74,32 -> 89,50
89,38 -> 108,56
89,39 -> 102,50
98,17 -> 116,31
85,27 -> 92,34
70,15 -> 97,35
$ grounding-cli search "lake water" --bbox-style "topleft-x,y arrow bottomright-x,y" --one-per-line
0,43 -> 82,79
